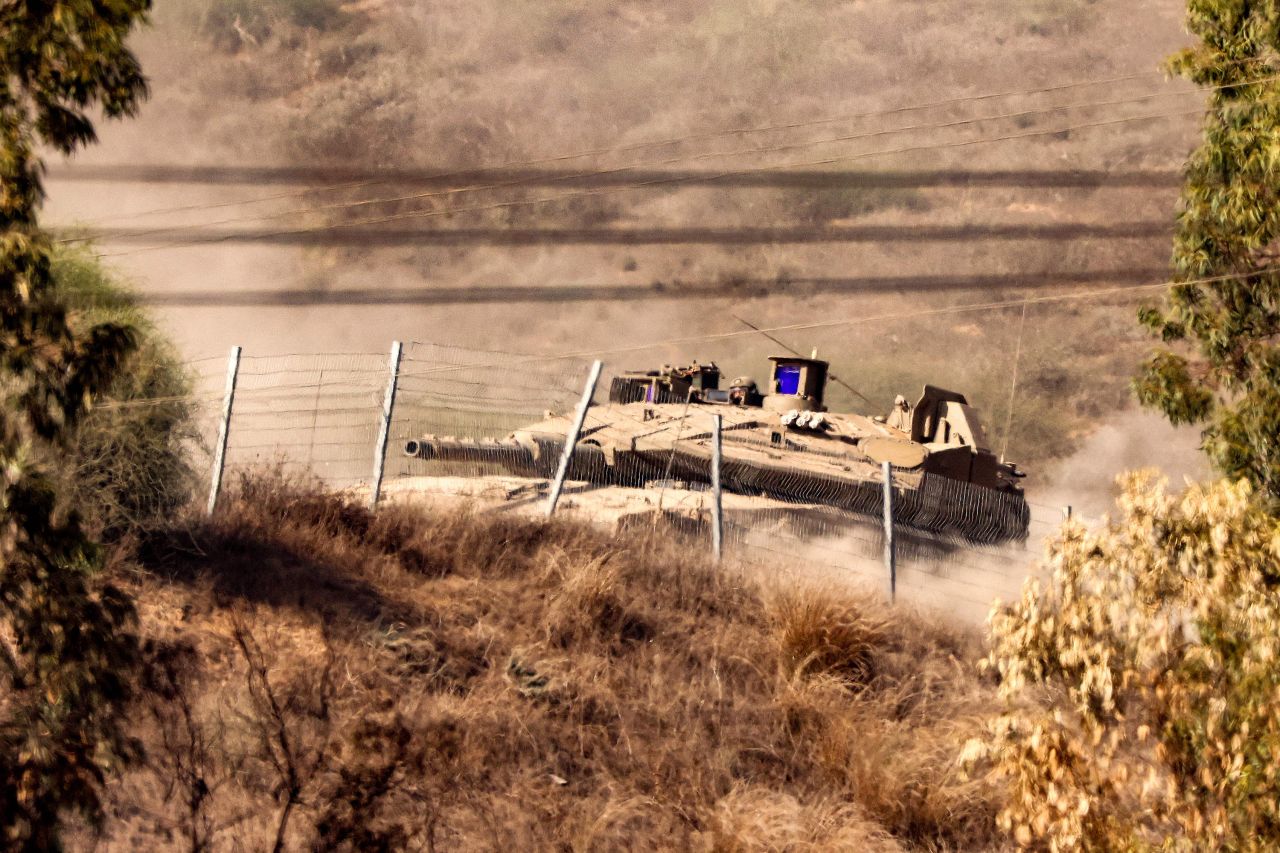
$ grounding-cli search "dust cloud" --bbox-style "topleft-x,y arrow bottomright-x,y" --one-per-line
1037,409 -> 1211,519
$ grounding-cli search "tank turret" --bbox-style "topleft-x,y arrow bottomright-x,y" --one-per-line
763,356 -> 829,413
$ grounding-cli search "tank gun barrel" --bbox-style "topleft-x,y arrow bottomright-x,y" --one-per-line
404,434 -> 615,481
404,435 -> 541,474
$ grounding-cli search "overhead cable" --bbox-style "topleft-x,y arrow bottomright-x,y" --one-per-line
66,79 -> 1238,246
94,105 -> 1210,257
55,65 -> 1176,221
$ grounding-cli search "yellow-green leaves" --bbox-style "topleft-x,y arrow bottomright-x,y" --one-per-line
1138,3 -> 1280,501
973,474 -> 1280,850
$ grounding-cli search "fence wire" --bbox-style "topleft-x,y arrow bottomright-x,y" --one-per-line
182,342 -> 1092,624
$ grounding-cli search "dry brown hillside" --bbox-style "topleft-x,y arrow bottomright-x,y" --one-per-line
49,0 -> 1201,473
83,473 -> 1003,850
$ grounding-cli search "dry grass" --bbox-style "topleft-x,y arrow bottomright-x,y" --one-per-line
80,471 -> 1003,850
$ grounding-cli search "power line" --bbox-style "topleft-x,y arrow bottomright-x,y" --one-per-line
51,66 -> 1177,221
375,265 -> 1276,379
65,69 -> 1249,246
51,164 -> 1185,190
123,265 -> 1280,401
67,179 -> 391,224
69,81 -> 1220,247
79,221 -> 1173,247
50,166 -> 1187,192
96,105 -> 1208,258
571,266 -> 1274,359
136,267 -> 1170,307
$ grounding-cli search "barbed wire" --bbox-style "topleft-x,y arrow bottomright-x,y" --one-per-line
162,340 -> 1125,620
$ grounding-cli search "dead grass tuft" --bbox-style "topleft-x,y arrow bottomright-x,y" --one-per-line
767,587 -> 889,687
705,786 -> 904,852
543,551 -> 654,649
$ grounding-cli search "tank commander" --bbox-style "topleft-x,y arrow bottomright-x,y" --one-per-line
727,377 -> 759,407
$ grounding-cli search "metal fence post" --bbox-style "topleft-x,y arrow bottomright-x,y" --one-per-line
206,345 -> 242,516
546,360 -> 603,518
881,460 -> 896,603
369,341 -> 404,509
710,413 -> 723,561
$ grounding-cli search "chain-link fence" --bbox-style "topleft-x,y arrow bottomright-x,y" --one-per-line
187,341 -> 1085,624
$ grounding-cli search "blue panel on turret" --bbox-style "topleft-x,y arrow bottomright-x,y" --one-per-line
777,365 -> 801,395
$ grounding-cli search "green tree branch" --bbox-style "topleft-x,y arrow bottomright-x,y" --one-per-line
0,2 -> 152,848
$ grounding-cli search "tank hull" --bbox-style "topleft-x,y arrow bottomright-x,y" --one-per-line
404,426 -> 1029,543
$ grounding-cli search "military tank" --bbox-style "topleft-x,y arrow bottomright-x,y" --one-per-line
404,356 -> 1029,542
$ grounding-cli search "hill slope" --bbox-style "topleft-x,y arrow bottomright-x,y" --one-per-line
86,474 -> 1001,850
49,0 -> 1202,474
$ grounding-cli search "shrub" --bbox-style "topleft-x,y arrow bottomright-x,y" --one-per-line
51,247 -> 198,536
968,473 -> 1280,849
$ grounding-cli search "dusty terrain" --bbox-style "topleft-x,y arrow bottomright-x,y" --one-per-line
44,0 -> 1206,475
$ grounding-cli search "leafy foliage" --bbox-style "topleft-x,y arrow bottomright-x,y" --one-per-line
51,247 -> 197,537
968,474 -> 1280,850
1137,2 -> 1280,501
0,1 -> 151,848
